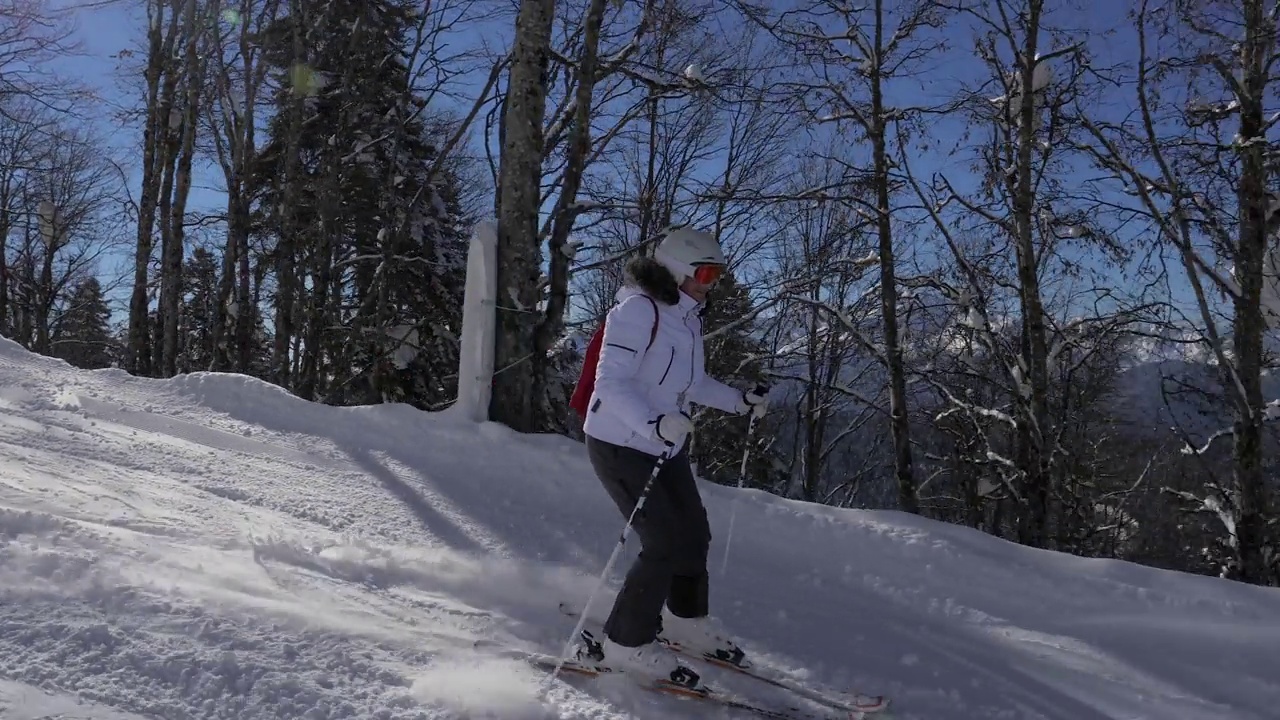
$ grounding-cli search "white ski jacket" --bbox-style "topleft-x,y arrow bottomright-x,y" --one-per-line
582,285 -> 747,456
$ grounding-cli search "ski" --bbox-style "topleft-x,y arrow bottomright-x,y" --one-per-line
662,637 -> 889,715
650,678 -> 877,720
557,601 -> 889,715
496,642 -> 877,720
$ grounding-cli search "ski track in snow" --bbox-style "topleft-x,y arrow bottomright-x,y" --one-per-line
0,336 -> 1277,720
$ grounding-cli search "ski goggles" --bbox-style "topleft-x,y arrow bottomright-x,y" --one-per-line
692,263 -> 725,286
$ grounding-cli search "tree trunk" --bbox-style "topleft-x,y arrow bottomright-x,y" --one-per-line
1010,1 -> 1052,548
35,226 -> 55,354
235,216 -> 253,373
490,0 -> 556,431
531,0 -> 609,424
154,89 -> 180,375
129,0 -> 179,376
297,230 -> 333,400
0,203 -> 11,334
1228,0 -> 1275,584
208,0 -> 274,374
272,0 -> 307,388
161,0 -> 204,377
870,0 -> 917,514
801,299 -> 825,502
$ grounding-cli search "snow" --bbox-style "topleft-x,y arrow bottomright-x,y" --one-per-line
387,325 -> 420,370
0,336 -> 1278,719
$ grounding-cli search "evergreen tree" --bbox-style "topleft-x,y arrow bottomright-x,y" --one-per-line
692,272 -> 779,489
544,330 -> 591,439
52,277 -> 116,370
178,247 -> 219,373
368,163 -> 470,410
256,0 -> 468,408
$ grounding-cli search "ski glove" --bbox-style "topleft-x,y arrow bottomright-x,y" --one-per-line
740,386 -> 768,419
652,412 -> 693,447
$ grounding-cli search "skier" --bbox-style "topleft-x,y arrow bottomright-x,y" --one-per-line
579,226 -> 768,686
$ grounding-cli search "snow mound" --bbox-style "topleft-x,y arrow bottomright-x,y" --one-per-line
0,335 -> 1277,719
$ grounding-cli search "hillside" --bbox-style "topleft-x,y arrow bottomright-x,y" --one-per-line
1110,358 -> 1280,438
0,336 -> 1277,720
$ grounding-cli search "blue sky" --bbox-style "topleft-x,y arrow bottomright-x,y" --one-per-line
50,2 -> 494,209
45,0 -> 507,313
43,0 -> 1195,329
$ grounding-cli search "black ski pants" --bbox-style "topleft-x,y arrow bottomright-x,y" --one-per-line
585,435 -> 710,648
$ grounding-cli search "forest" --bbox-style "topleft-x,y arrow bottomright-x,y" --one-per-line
2,0 -> 1277,586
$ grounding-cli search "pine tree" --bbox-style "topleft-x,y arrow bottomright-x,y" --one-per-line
52,277 -> 116,370
256,0 -> 468,408
178,247 -> 219,373
369,164 -> 470,410
692,272 -> 779,489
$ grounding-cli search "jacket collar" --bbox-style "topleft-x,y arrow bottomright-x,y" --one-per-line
616,284 -> 704,316
676,288 -> 702,318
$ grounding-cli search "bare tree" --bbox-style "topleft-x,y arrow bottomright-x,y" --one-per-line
490,0 -> 680,430
696,25 -> 797,275
572,5 -> 793,305
125,0 -> 185,375
895,0 -> 1143,548
0,98 -> 47,334
949,0 -> 1063,546
730,0 -> 957,513
528,0 -> 621,420
203,0 -> 281,374
10,120 -> 127,353
1076,0 -> 1278,584
574,0 -> 717,253
0,0 -> 80,117
153,0 -> 211,377
764,155 -> 885,503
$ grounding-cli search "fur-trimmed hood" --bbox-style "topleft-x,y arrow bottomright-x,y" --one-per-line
621,256 -> 681,306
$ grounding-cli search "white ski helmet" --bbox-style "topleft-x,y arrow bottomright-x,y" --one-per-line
653,226 -> 725,283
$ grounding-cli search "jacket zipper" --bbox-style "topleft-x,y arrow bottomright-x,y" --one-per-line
687,315 -> 696,391
659,347 -> 675,384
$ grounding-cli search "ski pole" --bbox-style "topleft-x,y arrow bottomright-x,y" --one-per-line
719,384 -> 767,576
542,441 -> 674,695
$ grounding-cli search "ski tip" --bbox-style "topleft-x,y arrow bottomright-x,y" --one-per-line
839,690 -> 889,711
850,696 -> 890,714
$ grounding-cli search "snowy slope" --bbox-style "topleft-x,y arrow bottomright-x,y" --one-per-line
0,337 -> 1278,720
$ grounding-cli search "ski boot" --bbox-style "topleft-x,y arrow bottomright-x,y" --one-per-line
658,609 -> 749,668
578,629 -> 702,689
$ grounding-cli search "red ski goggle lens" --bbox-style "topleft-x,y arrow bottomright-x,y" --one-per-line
693,264 -> 724,285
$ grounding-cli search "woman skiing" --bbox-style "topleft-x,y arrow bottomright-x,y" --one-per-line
580,226 -> 768,686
